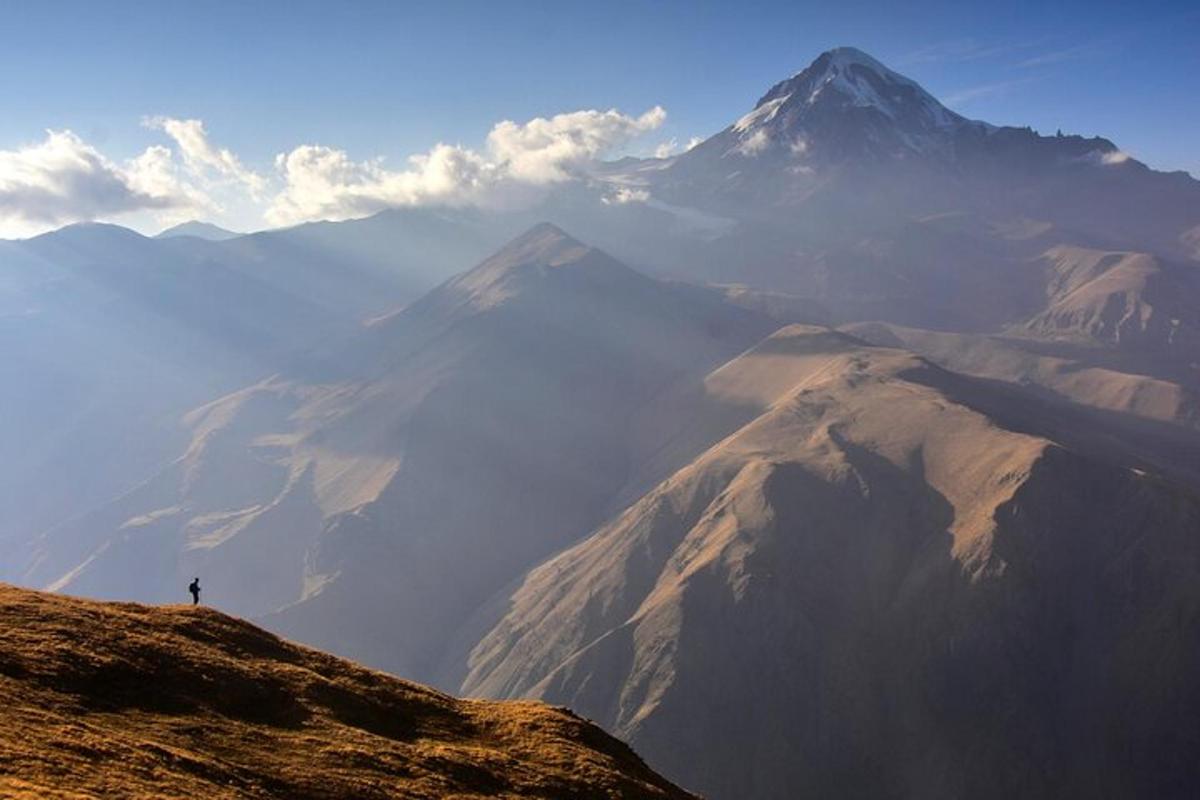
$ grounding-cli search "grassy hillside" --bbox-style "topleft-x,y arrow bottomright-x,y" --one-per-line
0,584 -> 693,799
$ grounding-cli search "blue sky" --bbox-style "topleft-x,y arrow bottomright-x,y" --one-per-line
0,0 -> 1196,236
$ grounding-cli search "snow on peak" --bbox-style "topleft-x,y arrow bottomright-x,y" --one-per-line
782,47 -> 958,126
821,46 -> 893,72
723,47 -> 972,156
733,94 -> 791,133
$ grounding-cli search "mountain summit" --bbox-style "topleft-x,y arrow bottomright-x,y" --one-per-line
689,46 -> 985,165
427,222 -> 636,311
727,46 -> 976,158
628,44 -> 1188,298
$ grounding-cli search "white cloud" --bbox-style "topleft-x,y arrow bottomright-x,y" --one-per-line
1076,148 -> 1133,167
653,136 -> 704,158
735,128 -> 770,157
487,106 -> 665,182
0,130 -> 194,238
653,141 -> 676,159
265,142 -> 495,225
267,105 -> 667,226
125,144 -> 217,221
602,186 -> 650,205
146,117 -> 266,197
124,145 -> 177,198
2,104 -> 671,236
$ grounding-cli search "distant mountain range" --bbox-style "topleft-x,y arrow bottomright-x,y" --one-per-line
3,47 -> 1198,799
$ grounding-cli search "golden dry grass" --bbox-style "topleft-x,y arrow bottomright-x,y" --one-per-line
0,584 -> 694,799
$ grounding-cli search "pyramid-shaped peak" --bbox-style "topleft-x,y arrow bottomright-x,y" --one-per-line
749,46 -> 958,124
519,221 -> 570,238
485,222 -> 593,269
707,46 -> 975,163
436,223 -> 644,311
820,46 -> 892,70
506,221 -> 581,250
796,47 -> 914,85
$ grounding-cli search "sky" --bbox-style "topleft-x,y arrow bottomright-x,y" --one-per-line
0,0 -> 1196,238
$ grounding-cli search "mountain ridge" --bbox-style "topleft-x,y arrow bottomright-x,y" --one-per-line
460,325 -> 1200,799
0,583 -> 693,799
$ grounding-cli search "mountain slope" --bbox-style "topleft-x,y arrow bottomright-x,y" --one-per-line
1020,245 -> 1200,352
461,325 -> 1200,799
0,584 -> 692,800
0,223 -> 341,554
23,224 -> 778,684
0,208 -> 530,553
841,321 -> 1200,433
262,223 -> 778,678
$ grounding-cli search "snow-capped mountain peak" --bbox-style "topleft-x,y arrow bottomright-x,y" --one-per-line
720,46 -> 977,161
786,47 -> 958,126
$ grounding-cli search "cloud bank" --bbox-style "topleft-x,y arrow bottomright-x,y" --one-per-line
0,105 -> 667,237
0,131 -> 193,237
266,106 -> 666,225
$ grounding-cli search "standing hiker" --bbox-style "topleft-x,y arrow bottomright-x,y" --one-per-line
188,577 -> 201,606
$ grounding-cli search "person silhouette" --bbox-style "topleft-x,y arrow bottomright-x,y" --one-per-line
188,577 -> 201,606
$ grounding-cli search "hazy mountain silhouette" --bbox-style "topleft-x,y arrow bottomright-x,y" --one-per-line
0,210 -> 522,553
155,220 -> 242,240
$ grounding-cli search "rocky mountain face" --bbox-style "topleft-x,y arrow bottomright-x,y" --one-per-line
1022,245 -> 1200,353
0,584 -> 693,799
459,326 -> 1200,799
